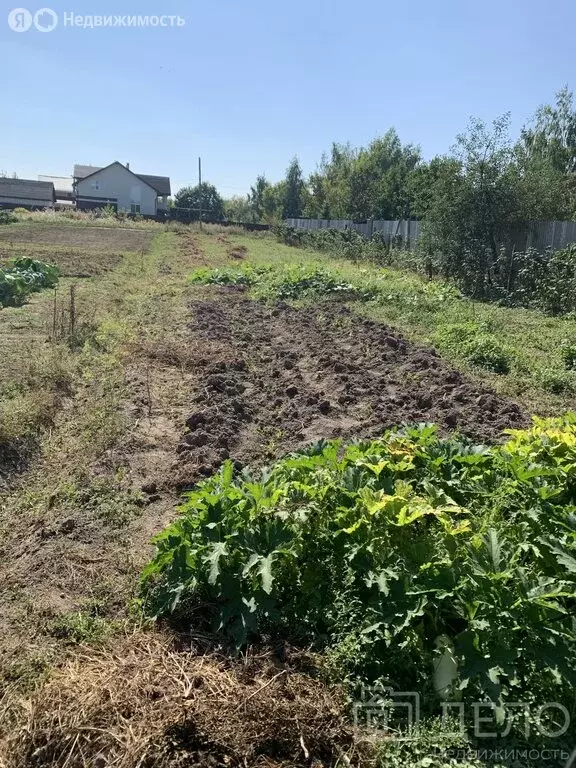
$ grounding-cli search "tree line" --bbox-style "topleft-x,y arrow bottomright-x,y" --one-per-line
172,87 -> 576,303
232,87 -> 576,223
174,87 -> 576,228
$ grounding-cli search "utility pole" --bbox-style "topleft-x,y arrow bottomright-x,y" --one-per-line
198,156 -> 202,229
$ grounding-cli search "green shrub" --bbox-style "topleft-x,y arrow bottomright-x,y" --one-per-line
535,367 -> 576,395
435,323 -> 512,374
509,245 -> 576,315
142,418 -> 576,731
190,265 -> 257,287
272,224 -> 418,268
561,338 -> 576,370
0,209 -> 17,225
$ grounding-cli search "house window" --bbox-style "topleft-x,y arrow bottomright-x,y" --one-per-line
130,203 -> 141,214
90,181 -> 100,191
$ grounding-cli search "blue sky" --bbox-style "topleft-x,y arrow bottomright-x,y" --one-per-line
1,0 -> 574,196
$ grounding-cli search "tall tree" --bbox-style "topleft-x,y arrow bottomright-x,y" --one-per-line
520,86 -> 576,174
517,86 -> 576,217
282,157 -> 305,219
248,175 -> 270,222
310,143 -> 356,218
406,156 -> 462,219
419,115 -> 524,295
348,129 -> 421,219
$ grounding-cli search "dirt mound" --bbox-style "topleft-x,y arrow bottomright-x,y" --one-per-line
1,633 -> 357,768
228,244 -> 248,259
174,289 -> 526,487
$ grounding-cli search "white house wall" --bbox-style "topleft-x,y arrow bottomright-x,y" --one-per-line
75,164 -> 157,216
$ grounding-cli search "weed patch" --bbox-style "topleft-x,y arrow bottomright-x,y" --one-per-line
435,323 -> 513,374
534,367 -> 576,395
48,611 -> 120,646
190,263 -> 375,301
0,211 -> 17,225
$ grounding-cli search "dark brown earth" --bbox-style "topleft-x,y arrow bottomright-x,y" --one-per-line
174,287 -> 526,489
0,248 -> 123,277
0,223 -> 154,253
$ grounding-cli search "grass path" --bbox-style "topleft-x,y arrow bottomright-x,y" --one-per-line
0,228 -> 225,688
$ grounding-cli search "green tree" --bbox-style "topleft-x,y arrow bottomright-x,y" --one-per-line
517,86 -> 576,217
174,183 -> 225,222
305,143 -> 356,218
223,195 -> 254,222
282,157 -> 305,219
348,129 -> 421,219
521,86 -> 576,174
406,156 -> 462,219
248,175 -> 270,222
419,115 -> 524,296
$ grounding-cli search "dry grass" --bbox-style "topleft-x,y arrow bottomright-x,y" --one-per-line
11,210 -> 165,231
0,229 -> 251,707
0,632 -> 360,768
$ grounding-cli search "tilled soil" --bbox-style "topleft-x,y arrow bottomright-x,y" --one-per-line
0,223 -> 154,253
175,287 -> 527,487
0,248 -> 123,277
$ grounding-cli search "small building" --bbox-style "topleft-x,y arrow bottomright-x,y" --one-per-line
73,162 -> 171,216
38,175 -> 74,204
0,178 -> 56,210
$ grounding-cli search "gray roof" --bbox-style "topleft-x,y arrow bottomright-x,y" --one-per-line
73,164 -> 101,180
136,174 -> 171,196
74,163 -> 171,196
0,178 -> 55,202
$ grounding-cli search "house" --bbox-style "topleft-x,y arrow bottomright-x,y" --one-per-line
73,162 -> 171,216
0,178 -> 56,210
